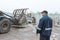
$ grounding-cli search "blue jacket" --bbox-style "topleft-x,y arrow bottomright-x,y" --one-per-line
37,16 -> 52,36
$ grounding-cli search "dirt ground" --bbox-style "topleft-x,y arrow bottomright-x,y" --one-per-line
0,24 -> 60,40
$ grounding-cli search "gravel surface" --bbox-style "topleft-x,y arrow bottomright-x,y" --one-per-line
0,24 -> 60,40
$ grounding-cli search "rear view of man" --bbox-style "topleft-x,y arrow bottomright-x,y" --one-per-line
36,10 -> 52,40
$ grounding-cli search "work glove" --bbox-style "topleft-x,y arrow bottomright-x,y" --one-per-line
36,29 -> 41,34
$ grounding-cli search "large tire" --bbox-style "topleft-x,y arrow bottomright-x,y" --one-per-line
0,19 -> 11,34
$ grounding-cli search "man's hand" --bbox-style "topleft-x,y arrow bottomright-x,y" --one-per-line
36,29 -> 40,34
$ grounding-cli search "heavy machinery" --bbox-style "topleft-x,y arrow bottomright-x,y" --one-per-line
26,13 -> 36,24
0,8 -> 28,34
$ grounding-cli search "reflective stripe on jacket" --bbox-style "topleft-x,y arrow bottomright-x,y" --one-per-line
45,28 -> 52,30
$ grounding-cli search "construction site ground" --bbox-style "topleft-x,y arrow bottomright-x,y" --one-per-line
0,24 -> 60,40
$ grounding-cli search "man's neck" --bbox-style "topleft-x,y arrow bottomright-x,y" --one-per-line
43,15 -> 48,16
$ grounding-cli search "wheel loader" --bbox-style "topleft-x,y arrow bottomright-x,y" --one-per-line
0,8 -> 36,34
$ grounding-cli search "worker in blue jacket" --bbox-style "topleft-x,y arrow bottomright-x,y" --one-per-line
36,10 -> 52,40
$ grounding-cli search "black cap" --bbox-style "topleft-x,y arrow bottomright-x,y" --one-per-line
41,10 -> 48,14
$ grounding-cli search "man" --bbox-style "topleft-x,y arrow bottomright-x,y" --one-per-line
36,10 -> 52,40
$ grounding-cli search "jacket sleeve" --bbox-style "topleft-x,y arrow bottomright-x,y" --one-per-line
36,18 -> 44,34
38,18 -> 44,28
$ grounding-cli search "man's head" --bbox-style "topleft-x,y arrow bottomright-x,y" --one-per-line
41,10 -> 48,16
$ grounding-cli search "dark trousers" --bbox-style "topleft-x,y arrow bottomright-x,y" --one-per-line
40,34 -> 50,40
